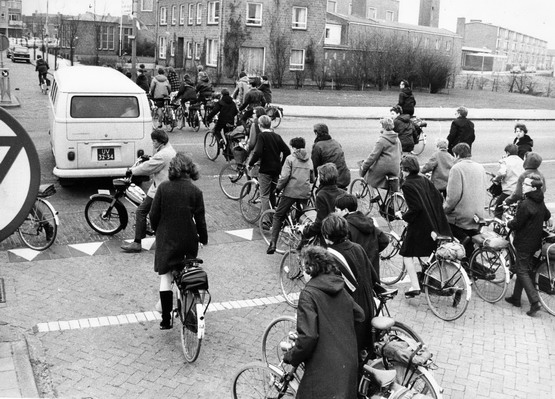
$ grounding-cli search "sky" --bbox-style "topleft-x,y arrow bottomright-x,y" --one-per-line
23,0 -> 555,48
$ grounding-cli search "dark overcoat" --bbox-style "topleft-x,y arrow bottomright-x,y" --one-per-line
283,273 -> 364,399
149,178 -> 208,275
400,174 -> 451,257
329,240 -> 377,353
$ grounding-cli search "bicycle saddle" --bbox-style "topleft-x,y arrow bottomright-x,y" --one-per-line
371,316 -> 395,331
431,231 -> 452,242
362,366 -> 397,388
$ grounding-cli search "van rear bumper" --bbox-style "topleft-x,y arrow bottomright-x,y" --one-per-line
53,167 -> 128,179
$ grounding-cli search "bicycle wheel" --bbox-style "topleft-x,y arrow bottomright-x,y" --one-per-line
384,193 -> 407,237
189,111 -> 201,132
18,199 -> 57,250
270,107 -> 282,128
535,261 -> 555,316
280,250 -> 306,308
349,178 -> 372,215
261,315 -> 297,367
486,195 -> 497,217
232,363 -> 292,399
390,321 -> 424,344
84,197 -> 125,235
175,107 -> 185,130
380,232 -> 405,285
180,291 -> 202,363
469,247 -> 508,303
259,210 -> 295,255
204,130 -> 220,161
151,107 -> 160,128
165,108 -> 175,132
239,180 -> 262,224
411,133 -> 426,156
219,161 -> 248,200
424,260 -> 470,321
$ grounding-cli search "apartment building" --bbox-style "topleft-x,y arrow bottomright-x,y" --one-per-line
326,0 -> 400,22
1,0 -> 23,37
138,0 -> 326,82
458,18 -> 548,70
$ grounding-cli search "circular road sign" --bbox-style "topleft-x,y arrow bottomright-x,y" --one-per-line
0,106 -> 40,242
0,34 -> 9,51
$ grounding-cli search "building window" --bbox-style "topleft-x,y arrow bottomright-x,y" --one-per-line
366,7 -> 376,19
206,39 -> 218,66
171,6 -> 176,25
292,7 -> 307,30
186,42 -> 192,59
424,37 -> 429,48
327,1 -> 336,13
160,6 -> 167,25
159,36 -> 167,59
196,3 -> 202,25
195,43 -> 201,60
99,26 -> 115,50
290,49 -> 305,70
435,39 -> 440,50
246,3 -> 262,26
179,5 -> 185,24
445,40 -> 451,52
348,1 -> 352,15
141,0 -> 153,11
170,40 -> 175,56
385,10 -> 394,21
208,1 -> 220,24
188,4 -> 194,25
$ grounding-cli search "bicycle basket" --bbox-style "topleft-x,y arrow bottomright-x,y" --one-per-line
179,267 -> 209,291
436,242 -> 465,261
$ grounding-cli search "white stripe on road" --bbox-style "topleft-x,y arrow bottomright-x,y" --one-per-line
35,293 -> 295,333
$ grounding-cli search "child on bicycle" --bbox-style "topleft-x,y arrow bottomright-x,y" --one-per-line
206,88 -> 238,158
505,174 -> 551,316
266,137 -> 314,254
35,55 -> 50,87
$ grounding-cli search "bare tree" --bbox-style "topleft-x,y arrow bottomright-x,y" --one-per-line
59,15 -> 80,65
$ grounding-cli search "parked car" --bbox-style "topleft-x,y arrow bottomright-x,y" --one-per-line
525,66 -> 537,73
11,46 -> 31,63
510,65 -> 522,74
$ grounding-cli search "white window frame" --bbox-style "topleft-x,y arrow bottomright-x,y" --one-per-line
196,3 -> 202,25
195,43 -> 201,60
159,36 -> 167,59
186,42 -> 192,59
445,40 -> 451,52
141,0 -> 153,11
435,39 -> 440,50
424,37 -> 429,48
385,10 -> 394,21
179,5 -> 185,25
206,39 -> 218,66
188,4 -> 194,25
366,7 -> 376,19
292,7 -> 307,30
171,5 -> 176,25
246,3 -> 262,26
207,1 -> 220,24
290,49 -> 305,71
327,0 -> 336,13
160,6 -> 167,25
170,40 -> 175,57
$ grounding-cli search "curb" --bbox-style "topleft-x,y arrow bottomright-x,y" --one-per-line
0,340 -> 39,398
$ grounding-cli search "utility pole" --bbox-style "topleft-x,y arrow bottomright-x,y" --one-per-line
131,0 -> 137,79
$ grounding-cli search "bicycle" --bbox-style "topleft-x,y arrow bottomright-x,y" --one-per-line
259,198 -> 317,255
485,171 -> 502,217
171,258 -> 211,362
39,72 -> 51,95
349,174 -> 408,236
379,228 -> 406,286
239,172 -> 278,224
264,104 -> 284,128
17,184 -> 59,251
409,116 -> 427,156
219,159 -> 255,201
205,123 -> 246,162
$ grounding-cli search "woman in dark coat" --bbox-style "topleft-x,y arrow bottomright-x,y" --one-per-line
322,214 -> 378,355
398,155 -> 451,298
513,122 -> 533,159
311,123 -> 351,190
283,246 -> 364,399
397,79 -> 416,116
149,152 -> 208,329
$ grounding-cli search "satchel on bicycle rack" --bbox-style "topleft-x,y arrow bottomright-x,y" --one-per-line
376,335 -> 434,369
436,242 -> 465,261
179,267 -> 209,291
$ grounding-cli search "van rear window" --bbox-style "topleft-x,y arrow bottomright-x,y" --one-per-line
70,96 -> 140,118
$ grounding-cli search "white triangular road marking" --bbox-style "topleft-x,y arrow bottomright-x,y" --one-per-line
226,228 -> 254,240
8,248 -> 42,261
69,242 -> 104,255
142,237 -> 156,251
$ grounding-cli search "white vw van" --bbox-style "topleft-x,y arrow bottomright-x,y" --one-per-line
48,66 -> 152,185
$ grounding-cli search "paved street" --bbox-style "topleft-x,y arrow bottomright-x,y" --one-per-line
1,60 -> 555,398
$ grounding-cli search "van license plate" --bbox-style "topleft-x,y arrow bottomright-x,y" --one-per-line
97,148 -> 115,161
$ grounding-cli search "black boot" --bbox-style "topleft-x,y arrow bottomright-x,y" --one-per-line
159,291 -> 173,330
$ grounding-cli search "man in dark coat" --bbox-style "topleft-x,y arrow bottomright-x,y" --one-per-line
311,123 -> 351,190
239,80 -> 266,129
398,155 -> 452,298
397,79 -> 415,116
195,71 -> 214,102
206,88 -> 238,159
35,55 -> 50,86
447,106 -> 475,155
390,105 -> 416,153
283,246 -> 364,399
505,175 -> 551,316
175,74 -> 197,106
335,193 -> 389,280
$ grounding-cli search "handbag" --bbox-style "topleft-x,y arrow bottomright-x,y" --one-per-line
487,182 -> 503,197
179,266 -> 209,291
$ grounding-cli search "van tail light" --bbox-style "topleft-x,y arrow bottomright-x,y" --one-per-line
68,151 -> 75,161
137,149 -> 144,158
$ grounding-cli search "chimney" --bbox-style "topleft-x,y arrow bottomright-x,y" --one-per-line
456,17 -> 466,36
418,0 -> 440,28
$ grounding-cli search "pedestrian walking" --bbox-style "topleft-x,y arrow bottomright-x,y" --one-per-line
397,79 -> 416,116
447,106 -> 475,155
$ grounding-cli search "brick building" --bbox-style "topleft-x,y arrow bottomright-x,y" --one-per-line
327,0 -> 400,22
1,0 -> 23,37
137,0 -> 326,83
457,18 -> 548,70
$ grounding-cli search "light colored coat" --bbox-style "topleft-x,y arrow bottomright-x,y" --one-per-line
131,143 -> 176,198
420,149 -> 455,191
444,158 -> 487,230
277,149 -> 314,199
495,154 -> 524,195
360,130 -> 401,189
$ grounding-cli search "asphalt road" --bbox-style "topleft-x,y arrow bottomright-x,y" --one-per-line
1,60 -> 555,398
